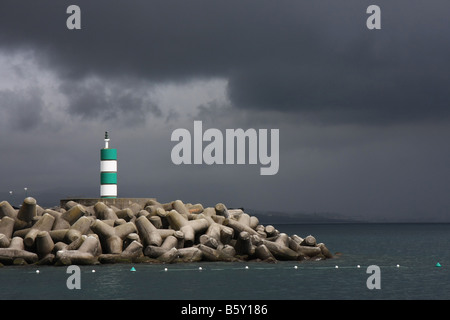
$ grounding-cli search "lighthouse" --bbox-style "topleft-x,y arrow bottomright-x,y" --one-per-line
100,131 -> 117,198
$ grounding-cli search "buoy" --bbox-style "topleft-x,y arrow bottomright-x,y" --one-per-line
130,267 -> 136,272
396,264 -> 400,268
357,265 -> 360,268
92,270 -> 96,273
335,265 -> 339,269
36,270 -> 40,274
164,267 -> 168,271
245,265 -> 249,269
294,265 -> 298,269
436,262 -> 442,267
198,267 -> 203,271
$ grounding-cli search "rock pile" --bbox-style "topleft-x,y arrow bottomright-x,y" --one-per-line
0,197 -> 334,266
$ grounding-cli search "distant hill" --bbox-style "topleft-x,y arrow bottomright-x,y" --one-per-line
243,209 -> 365,224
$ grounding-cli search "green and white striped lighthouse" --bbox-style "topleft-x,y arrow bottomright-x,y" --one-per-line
100,131 -> 117,198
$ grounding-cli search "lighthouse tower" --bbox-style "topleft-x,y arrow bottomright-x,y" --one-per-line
100,131 -> 117,198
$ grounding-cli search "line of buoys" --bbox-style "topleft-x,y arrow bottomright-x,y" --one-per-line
0,197 -> 335,266
159,263 -> 414,272
46,262 -> 431,274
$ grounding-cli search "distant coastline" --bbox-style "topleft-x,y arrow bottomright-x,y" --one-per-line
247,209 -> 450,224
245,209 -> 364,224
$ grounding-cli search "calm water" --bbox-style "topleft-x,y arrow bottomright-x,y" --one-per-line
1,223 -> 449,300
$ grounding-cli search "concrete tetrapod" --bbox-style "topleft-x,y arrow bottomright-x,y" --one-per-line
135,215 -> 162,247
0,234 -> 10,248
224,218 -> 259,237
0,201 -> 17,219
56,235 -> 101,265
24,213 -> 55,247
166,209 -> 209,247
214,203 -> 230,218
0,197 -> 335,266
0,236 -> 39,264
17,197 -> 37,224
143,230 -> 185,259
62,204 -> 87,225
94,202 -> 118,221
44,209 -> 71,230
255,244 -> 276,262
65,216 -> 94,243
90,219 -> 137,254
99,238 -> 144,264
0,201 -> 28,230
234,231 -> 255,257
175,247 -> 203,263
0,216 -> 15,240
261,238 -> 300,261
36,231 -> 55,257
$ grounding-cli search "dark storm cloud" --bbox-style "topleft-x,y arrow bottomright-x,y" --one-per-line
226,2 -> 450,125
1,1 -> 449,125
1,0 -> 253,80
0,0 -> 447,128
226,57 -> 450,125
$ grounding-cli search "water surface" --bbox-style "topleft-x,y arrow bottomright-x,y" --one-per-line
1,223 -> 449,300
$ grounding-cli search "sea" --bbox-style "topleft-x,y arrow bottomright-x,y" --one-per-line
1,223 -> 449,305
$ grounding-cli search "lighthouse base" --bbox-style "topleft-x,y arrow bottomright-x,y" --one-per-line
60,198 -> 156,209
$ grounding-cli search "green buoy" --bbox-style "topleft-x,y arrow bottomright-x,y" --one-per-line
436,262 -> 442,267
130,267 -> 136,271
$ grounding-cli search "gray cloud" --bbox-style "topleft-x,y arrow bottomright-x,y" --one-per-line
0,88 -> 44,131
60,78 -> 162,124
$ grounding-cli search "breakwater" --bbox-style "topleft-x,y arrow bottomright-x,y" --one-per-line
0,197 -> 333,266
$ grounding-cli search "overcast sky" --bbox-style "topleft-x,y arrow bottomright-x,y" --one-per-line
0,0 -> 449,221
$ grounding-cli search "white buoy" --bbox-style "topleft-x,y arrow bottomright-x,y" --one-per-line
36,270 -> 40,274
294,265 -> 298,269
357,265 -> 361,268
164,267 -> 168,272
92,270 -> 96,273
245,266 -> 249,269
396,264 -> 400,268
335,265 -> 339,269
199,267 -> 203,271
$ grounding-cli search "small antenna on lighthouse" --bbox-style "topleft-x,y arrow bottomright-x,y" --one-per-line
104,131 -> 110,149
